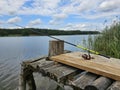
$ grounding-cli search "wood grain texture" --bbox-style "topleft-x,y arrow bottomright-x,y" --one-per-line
48,40 -> 64,57
50,52 -> 120,81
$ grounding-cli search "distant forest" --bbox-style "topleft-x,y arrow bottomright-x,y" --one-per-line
0,28 -> 100,36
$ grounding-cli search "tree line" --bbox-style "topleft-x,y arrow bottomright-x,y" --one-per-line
0,28 -> 100,36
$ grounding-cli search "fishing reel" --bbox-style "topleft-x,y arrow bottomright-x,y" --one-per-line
82,54 -> 94,60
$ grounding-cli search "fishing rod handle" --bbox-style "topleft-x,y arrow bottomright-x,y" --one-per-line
99,54 -> 110,59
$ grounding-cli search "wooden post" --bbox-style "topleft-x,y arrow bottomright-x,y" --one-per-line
19,62 -> 36,90
26,73 -> 36,90
19,63 -> 26,90
48,40 -> 64,57
48,40 -> 64,89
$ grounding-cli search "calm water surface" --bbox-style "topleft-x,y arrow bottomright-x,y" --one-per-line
0,35 -> 92,90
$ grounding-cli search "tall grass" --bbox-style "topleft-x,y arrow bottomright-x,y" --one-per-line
93,22 -> 120,58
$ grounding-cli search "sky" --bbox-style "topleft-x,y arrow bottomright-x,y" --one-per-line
0,0 -> 120,31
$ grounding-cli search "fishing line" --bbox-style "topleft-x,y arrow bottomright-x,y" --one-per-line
12,24 -> 110,58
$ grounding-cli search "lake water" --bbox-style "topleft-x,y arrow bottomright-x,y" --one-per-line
0,35 -> 93,90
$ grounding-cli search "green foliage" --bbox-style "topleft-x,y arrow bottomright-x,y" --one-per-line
93,22 -> 120,58
0,29 -> 8,36
21,30 -> 30,36
88,35 -> 94,50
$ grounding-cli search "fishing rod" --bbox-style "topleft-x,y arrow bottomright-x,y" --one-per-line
13,24 -> 110,59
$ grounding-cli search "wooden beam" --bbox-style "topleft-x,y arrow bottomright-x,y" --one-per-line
72,72 -> 98,90
50,52 -> 120,81
85,77 -> 113,90
107,81 -> 120,90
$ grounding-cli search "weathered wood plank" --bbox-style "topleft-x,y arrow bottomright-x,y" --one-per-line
29,59 -> 55,71
23,56 -> 47,63
71,72 -> 98,90
40,64 -> 79,83
50,52 -> 120,81
107,81 -> 120,90
40,64 -> 62,76
64,52 -> 120,68
85,76 -> 113,90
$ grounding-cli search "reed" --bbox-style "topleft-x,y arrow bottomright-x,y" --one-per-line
93,22 -> 120,58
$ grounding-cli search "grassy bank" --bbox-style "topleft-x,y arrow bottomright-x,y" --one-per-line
92,22 -> 120,58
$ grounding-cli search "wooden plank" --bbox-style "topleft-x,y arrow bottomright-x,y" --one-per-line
71,72 -> 98,90
40,64 -> 79,83
63,52 -> 120,68
30,59 -> 55,71
50,52 -> 120,81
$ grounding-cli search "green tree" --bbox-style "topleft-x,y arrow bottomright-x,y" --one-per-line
0,30 -> 8,36
21,30 -> 29,36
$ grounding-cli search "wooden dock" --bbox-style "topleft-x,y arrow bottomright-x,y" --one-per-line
51,52 -> 120,81
19,40 -> 120,90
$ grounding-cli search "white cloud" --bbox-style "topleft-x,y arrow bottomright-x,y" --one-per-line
64,23 -> 89,31
76,0 -> 96,12
28,19 -> 42,26
98,0 -> 120,12
59,0 -> 99,15
49,19 -> 63,25
7,16 -> 21,24
0,0 -> 120,20
59,0 -> 120,20
18,0 -> 61,16
49,13 -> 67,25
80,11 -> 120,20
53,14 -> 67,20
33,0 -> 60,9
61,22 -> 104,31
8,26 -> 22,29
0,0 -> 28,15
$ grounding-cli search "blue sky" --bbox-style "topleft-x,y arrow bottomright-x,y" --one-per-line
0,0 -> 120,31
